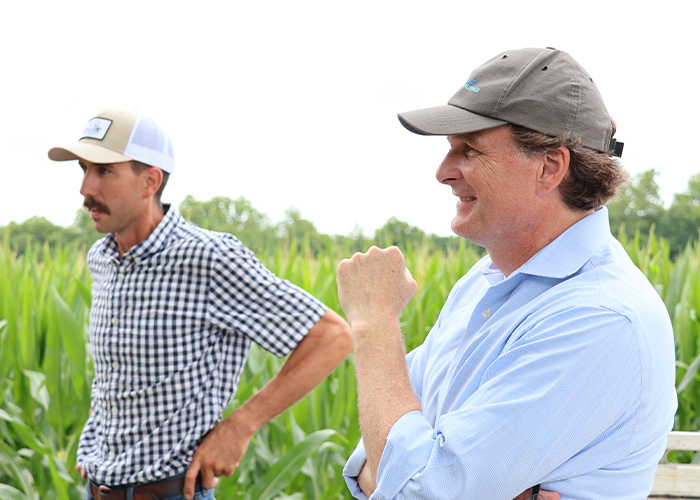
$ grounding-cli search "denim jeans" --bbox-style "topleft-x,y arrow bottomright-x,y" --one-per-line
83,474 -> 216,500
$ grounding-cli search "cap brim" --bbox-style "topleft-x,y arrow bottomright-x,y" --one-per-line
398,104 -> 507,136
48,142 -> 132,164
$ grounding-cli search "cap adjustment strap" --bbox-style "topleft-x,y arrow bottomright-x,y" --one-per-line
609,138 -> 624,158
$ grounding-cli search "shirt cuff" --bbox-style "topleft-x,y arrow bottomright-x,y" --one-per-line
343,439 -> 369,500
374,410 -> 437,499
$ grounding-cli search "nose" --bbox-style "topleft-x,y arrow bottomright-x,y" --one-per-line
80,168 -> 97,197
436,149 -> 461,186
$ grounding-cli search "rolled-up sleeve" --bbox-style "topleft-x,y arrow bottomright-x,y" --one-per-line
344,439 -> 369,499
374,411 -> 443,499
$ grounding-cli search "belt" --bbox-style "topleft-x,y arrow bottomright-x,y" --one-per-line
88,475 -> 203,500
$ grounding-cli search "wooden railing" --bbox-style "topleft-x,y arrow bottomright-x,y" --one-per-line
648,431 -> 700,499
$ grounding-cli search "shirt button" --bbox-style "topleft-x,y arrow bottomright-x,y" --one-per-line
111,407 -> 118,415
452,366 -> 456,374
112,362 -> 119,369
111,317 -> 118,325
117,273 -> 125,280
108,451 -> 115,458
482,309 -> 491,318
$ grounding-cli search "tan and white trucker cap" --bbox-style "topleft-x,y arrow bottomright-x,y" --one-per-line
48,108 -> 175,173
398,47 -> 622,156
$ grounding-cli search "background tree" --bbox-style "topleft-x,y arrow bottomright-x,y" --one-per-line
2,210 -> 101,254
608,169 -> 666,246
374,217 -> 427,249
66,209 -> 102,250
179,195 -> 276,253
333,224 -> 371,254
3,217 -> 67,254
277,207 -> 327,254
661,172 -> 700,253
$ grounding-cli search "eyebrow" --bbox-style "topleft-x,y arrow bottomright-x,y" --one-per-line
461,134 -> 480,147
447,134 -> 478,148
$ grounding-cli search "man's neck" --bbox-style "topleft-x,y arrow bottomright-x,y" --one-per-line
114,204 -> 165,258
488,208 -> 594,277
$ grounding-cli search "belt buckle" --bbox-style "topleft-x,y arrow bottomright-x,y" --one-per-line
98,484 -> 114,499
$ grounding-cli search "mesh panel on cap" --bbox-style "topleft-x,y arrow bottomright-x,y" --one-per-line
123,115 -> 175,174
132,116 -> 163,150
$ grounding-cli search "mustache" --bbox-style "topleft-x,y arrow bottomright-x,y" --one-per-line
83,196 -> 110,215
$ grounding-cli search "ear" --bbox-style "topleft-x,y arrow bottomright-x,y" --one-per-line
536,146 -> 570,197
142,167 -> 163,200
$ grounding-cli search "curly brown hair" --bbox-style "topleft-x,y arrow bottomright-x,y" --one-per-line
509,124 -> 628,211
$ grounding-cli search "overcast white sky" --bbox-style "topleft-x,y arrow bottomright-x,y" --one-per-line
2,1 -> 697,237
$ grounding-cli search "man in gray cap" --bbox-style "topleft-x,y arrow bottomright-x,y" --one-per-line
49,109 -> 352,500
336,48 -> 676,499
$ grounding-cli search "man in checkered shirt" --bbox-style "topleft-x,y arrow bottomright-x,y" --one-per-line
49,108 -> 353,500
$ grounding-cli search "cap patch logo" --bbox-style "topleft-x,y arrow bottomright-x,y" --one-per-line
80,117 -> 112,140
463,79 -> 480,94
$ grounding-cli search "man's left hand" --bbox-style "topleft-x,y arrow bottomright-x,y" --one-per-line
357,462 -> 377,497
183,414 -> 253,499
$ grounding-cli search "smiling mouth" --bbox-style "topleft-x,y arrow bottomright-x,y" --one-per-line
459,196 -> 477,202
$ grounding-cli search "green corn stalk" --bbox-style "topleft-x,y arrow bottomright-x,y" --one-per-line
1,230 -> 699,499
0,240 -> 90,500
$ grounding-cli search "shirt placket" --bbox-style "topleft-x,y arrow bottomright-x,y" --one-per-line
105,255 -> 129,461
436,277 -> 523,413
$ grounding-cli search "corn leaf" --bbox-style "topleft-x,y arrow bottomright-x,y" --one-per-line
248,429 -> 336,500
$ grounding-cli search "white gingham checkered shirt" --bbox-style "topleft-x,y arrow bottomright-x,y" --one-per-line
77,206 -> 326,486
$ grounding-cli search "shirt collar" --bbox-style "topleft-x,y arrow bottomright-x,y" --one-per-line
482,261 -> 506,285
481,206 -> 612,281
517,206 -> 612,279
98,204 -> 182,262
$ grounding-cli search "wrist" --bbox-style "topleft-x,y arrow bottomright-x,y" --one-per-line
350,315 -> 401,343
227,405 -> 262,437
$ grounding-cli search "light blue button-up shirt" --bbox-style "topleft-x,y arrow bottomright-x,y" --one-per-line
344,207 -> 677,500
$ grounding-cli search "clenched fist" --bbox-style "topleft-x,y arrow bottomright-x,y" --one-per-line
336,246 -> 417,333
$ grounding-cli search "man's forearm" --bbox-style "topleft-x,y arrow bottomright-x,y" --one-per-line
353,317 -> 421,478
232,308 -> 353,433
335,246 -> 421,484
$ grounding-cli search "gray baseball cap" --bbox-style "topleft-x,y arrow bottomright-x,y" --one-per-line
398,47 -> 619,155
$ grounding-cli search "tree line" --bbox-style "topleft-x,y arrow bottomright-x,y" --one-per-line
1,196 -> 467,256
607,170 -> 700,253
3,169 -> 700,257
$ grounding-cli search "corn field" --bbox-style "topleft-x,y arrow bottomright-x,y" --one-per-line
0,233 -> 698,499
